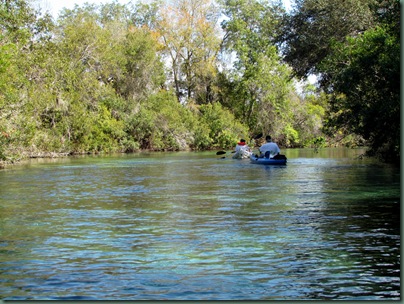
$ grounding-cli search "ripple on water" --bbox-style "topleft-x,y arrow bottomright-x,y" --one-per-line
0,151 -> 400,300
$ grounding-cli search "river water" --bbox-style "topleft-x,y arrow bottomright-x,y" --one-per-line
0,148 -> 400,300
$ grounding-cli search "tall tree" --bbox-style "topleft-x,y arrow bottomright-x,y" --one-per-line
320,24 -> 399,163
155,0 -> 222,103
219,0 -> 294,141
0,0 -> 55,158
121,26 -> 166,102
279,0 -> 399,161
279,0 -> 376,78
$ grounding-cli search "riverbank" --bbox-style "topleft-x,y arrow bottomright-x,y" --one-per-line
0,149 -> 196,169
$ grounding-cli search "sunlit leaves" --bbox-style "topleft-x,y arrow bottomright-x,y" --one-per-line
280,0 -> 376,78
219,0 -> 294,141
321,25 -> 399,162
155,0 -> 221,103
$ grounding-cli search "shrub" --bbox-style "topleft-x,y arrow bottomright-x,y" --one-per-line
199,103 -> 249,149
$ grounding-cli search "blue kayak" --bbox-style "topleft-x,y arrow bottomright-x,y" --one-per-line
250,154 -> 287,165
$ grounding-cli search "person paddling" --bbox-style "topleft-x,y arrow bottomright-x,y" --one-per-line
258,135 -> 280,158
232,139 -> 252,159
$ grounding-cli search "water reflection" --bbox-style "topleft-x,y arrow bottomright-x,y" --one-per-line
0,149 -> 400,300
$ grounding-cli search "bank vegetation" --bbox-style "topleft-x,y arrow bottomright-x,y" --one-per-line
0,0 -> 399,166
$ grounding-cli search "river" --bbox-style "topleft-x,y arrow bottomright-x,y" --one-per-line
0,148 -> 400,300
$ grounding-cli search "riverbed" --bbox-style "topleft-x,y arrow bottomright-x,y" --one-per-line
0,148 -> 400,300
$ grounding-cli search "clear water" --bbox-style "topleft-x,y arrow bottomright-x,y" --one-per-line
0,148 -> 400,300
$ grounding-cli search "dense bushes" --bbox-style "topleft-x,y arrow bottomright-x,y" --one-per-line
1,0 -> 398,165
123,92 -> 249,152
0,1 -> 252,164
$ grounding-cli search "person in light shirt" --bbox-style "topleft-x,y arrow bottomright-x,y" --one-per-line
258,135 -> 280,158
232,139 -> 252,159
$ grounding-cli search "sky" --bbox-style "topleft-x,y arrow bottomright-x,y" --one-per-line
35,0 -> 134,18
35,0 -> 292,19
34,0 -> 313,83
34,0 -> 316,85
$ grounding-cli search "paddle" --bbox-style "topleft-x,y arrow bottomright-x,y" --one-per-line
253,133 -> 263,140
216,133 -> 262,156
216,150 -> 237,156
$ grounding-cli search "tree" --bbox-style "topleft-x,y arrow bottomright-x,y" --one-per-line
6,0 -> 381,161
320,25 -> 399,163
279,0 -> 400,161
288,83 -> 327,147
155,0 -> 222,103
54,3 -> 167,153
0,0 -> 56,159
279,0 -> 376,78
120,26 -> 166,102
219,0 -> 295,141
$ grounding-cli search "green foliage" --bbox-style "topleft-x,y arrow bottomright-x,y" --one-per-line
285,85 -> 327,147
312,137 -> 326,150
0,41 -> 19,108
0,127 -> 10,161
122,90 -> 246,152
124,90 -> 199,151
2,0 -> 396,165
198,102 -> 249,149
219,0 -> 294,140
121,26 -> 166,101
277,0 -> 400,162
320,25 -> 399,162
151,0 -> 222,104
279,0 -> 376,78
